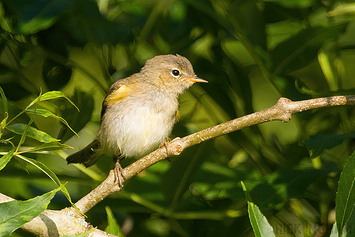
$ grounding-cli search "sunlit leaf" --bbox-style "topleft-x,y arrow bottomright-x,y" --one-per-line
105,206 -> 124,237
7,123 -> 59,143
336,151 -> 355,236
0,186 -> 60,236
241,181 -> 276,237
28,91 -> 79,111
26,109 -> 78,137
0,146 -> 15,171
0,113 -> 8,138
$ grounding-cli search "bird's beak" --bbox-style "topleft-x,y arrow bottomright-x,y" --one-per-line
183,77 -> 208,83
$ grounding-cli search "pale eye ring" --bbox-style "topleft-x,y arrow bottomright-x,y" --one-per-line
171,69 -> 180,77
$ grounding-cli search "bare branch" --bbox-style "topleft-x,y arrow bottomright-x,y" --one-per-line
75,95 -> 355,213
2,95 -> 354,236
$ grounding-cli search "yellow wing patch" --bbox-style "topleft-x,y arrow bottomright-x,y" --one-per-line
105,85 -> 131,104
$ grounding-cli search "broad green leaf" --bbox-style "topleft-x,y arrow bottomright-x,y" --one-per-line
16,154 -> 74,207
26,109 -> 78,137
105,206 -> 124,237
336,151 -> 355,236
241,182 -> 275,237
19,142 -> 73,154
303,133 -> 355,158
7,123 -> 59,143
0,146 -> 15,171
248,202 -> 276,237
0,186 -> 61,236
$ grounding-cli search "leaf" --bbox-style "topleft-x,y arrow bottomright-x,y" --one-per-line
270,24 -> 348,75
19,142 -> 73,153
0,146 -> 15,171
58,89 -> 93,142
0,113 -> 8,138
0,186 -> 60,236
28,91 -> 79,111
26,109 -> 78,137
105,206 -> 124,237
7,123 -> 59,143
336,151 -> 355,236
16,154 -> 74,207
248,202 -> 276,237
0,86 -> 8,114
303,133 -> 355,158
241,181 -> 276,237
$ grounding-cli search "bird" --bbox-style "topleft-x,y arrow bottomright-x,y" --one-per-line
66,54 -> 207,186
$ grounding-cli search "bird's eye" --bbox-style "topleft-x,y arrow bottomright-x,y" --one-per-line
171,69 -> 180,77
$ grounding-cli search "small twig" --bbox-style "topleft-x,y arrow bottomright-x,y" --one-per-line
75,95 -> 355,213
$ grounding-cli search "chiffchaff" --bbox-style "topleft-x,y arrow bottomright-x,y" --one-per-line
66,54 -> 207,186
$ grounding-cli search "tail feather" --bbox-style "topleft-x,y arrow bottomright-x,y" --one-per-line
66,140 -> 102,167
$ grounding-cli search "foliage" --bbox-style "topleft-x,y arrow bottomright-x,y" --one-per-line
1,0 -> 355,236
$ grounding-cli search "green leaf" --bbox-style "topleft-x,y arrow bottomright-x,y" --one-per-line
19,142 -> 73,153
270,24 -> 348,75
58,89 -> 93,142
105,206 -> 124,237
7,123 -> 59,143
0,146 -> 15,171
248,202 -> 276,237
28,91 -> 79,111
0,186 -> 61,236
16,154 -> 74,207
303,133 -> 355,158
0,113 -> 8,138
0,86 -> 8,114
241,182 -> 276,237
40,91 -> 79,110
26,109 -> 78,137
336,151 -> 355,236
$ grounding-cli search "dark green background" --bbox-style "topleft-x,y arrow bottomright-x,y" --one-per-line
1,0 -> 355,236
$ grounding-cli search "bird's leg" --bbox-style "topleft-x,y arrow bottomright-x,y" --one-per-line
113,156 -> 125,188
161,137 -> 171,161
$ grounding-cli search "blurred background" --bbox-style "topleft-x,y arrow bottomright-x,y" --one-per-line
1,0 -> 355,236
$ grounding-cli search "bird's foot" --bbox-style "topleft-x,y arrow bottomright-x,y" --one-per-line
114,161 -> 124,188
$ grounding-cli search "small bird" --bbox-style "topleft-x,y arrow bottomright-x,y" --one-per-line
66,54 -> 207,186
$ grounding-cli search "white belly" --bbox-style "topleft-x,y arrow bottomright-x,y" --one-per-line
98,95 -> 178,158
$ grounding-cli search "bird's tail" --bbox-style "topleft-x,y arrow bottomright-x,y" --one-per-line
66,140 -> 102,167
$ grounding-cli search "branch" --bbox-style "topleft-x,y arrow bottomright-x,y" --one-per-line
4,95 -> 354,236
75,95 -> 355,213
0,193 -> 116,237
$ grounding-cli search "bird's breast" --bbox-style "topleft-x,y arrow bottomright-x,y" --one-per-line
98,91 -> 178,158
